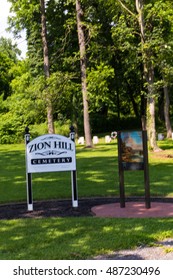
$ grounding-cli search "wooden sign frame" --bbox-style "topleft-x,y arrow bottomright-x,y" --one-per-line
117,130 -> 150,209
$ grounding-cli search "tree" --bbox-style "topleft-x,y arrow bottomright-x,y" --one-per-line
116,0 -> 164,150
139,0 -> 173,143
152,0 -> 173,138
135,0 -> 160,151
0,37 -> 20,99
5,0 -> 173,143
40,0 -> 54,133
75,0 -> 92,147
163,80 -> 172,138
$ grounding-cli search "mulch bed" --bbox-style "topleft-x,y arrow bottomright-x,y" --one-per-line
0,197 -> 173,220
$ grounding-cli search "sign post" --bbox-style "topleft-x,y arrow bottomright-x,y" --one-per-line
70,126 -> 78,207
117,130 -> 150,209
117,135 -> 125,208
25,127 -> 33,211
143,130 -> 150,209
25,127 -> 78,211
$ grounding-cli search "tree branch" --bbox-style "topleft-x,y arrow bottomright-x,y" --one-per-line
117,0 -> 136,17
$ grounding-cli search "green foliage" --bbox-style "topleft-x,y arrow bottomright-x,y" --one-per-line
88,63 -> 115,111
1,0 -> 173,142
54,120 -> 72,136
111,14 -> 137,52
0,38 -> 17,99
29,120 -> 72,139
0,37 -> 21,61
0,112 -> 25,144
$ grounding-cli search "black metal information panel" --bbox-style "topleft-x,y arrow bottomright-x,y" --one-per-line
117,130 -> 150,209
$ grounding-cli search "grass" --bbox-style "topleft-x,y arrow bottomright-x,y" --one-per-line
0,141 -> 119,203
1,139 -> 173,203
0,217 -> 173,260
1,138 -> 173,259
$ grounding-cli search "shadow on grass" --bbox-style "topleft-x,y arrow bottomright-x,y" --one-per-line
0,146 -> 119,202
0,217 -> 173,259
1,144 -> 173,203
158,139 -> 173,150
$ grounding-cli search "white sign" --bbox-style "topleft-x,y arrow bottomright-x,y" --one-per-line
26,134 -> 76,173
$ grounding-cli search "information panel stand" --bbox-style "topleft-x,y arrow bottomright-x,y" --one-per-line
25,126 -> 78,211
117,130 -> 150,209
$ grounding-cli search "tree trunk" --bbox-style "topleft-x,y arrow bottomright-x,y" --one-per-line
146,66 -> 161,151
163,78 -> 172,138
76,0 -> 92,147
40,0 -> 54,134
136,0 -> 160,151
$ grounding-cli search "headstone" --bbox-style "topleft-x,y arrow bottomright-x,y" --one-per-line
105,135 -> 111,143
93,136 -> 99,144
158,133 -> 164,140
78,137 -> 85,145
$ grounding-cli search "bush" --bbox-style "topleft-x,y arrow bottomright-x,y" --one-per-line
28,120 -> 72,140
54,120 -> 71,136
0,113 -> 26,144
0,114 -> 72,144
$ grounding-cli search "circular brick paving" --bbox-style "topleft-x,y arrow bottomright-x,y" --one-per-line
91,202 -> 173,218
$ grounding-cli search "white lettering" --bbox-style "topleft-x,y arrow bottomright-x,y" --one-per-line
31,157 -> 72,165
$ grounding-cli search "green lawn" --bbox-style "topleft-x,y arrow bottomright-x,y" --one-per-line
0,139 -> 173,259
0,217 -> 173,260
1,139 -> 173,203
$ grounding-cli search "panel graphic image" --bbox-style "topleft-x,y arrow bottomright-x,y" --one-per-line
120,131 -> 144,170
